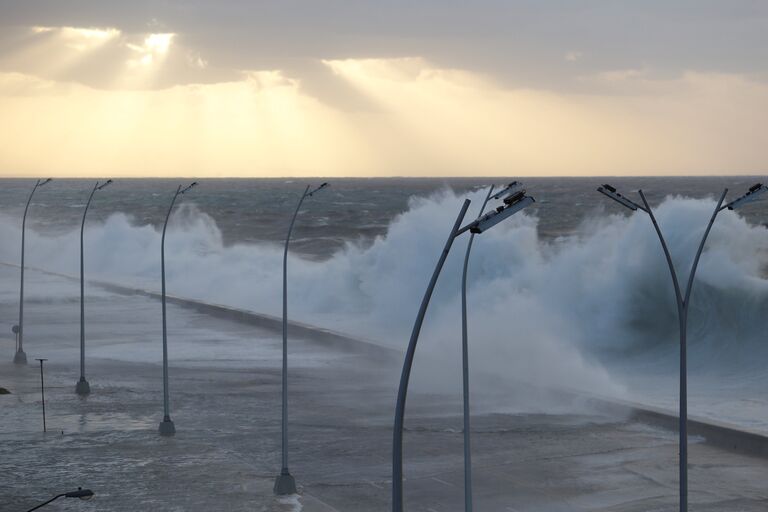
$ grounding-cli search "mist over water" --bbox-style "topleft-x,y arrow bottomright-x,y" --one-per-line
1,178 -> 767,423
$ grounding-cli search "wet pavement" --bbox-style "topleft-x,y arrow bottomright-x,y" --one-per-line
1,267 -> 768,511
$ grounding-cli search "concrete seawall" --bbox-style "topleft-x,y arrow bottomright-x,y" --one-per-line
588,396 -> 768,458
93,279 -> 398,361
0,261 -> 396,360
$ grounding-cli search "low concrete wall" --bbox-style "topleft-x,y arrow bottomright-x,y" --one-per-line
588,396 -> 768,458
94,279 -> 397,360
0,261 -> 396,360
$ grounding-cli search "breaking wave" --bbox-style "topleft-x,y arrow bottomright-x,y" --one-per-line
2,188 -> 768,401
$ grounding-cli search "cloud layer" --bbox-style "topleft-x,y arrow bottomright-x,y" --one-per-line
0,1 -> 766,176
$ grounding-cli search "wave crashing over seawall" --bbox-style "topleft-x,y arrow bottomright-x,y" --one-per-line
2,188 -> 768,403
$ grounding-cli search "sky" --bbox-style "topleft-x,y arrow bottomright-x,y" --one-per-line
0,0 -> 766,177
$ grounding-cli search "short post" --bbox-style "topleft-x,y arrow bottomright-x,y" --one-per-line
12,324 -> 20,353
36,358 -> 47,433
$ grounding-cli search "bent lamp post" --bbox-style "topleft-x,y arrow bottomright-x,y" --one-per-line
158,182 -> 198,436
393,186 -> 535,512
459,181 -> 523,512
15,178 -> 52,364
26,488 -> 94,511
76,179 -> 113,396
596,182 -> 767,512
275,182 -> 329,495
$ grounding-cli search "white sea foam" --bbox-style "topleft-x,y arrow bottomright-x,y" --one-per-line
2,188 -> 768,414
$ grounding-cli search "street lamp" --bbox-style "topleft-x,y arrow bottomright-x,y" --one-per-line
159,182 -> 198,436
274,182 -> 329,496
15,178 -> 52,364
596,182 -> 767,512
393,186 -> 535,512
26,488 -> 94,511
459,181 -> 524,512
76,179 -> 113,396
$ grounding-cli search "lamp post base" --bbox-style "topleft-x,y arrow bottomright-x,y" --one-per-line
158,417 -> 176,436
75,377 -> 91,396
274,471 -> 297,495
13,349 -> 27,365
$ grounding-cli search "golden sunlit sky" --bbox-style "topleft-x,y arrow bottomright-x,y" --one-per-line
0,1 -> 766,177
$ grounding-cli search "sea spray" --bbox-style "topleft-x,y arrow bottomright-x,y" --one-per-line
2,188 -> 768,402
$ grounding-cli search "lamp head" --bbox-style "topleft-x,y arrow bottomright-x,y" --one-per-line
308,182 -> 330,196
65,488 -> 94,500
725,183 -> 768,210
490,181 -> 521,200
96,179 -> 113,190
39,178 -> 52,186
180,181 -> 198,194
596,184 -> 645,212
467,190 -> 535,234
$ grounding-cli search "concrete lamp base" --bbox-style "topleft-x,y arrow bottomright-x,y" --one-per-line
75,377 -> 91,396
13,350 -> 27,365
159,418 -> 176,436
274,471 -> 297,495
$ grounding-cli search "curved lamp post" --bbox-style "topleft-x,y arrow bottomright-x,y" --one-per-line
159,182 -> 198,436
26,488 -> 94,511
459,182 -> 524,512
15,178 -> 52,365
596,182 -> 767,512
76,179 -> 113,396
274,182 -> 329,495
393,186 -> 535,512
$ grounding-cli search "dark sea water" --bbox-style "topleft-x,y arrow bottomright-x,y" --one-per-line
1,177 -> 766,258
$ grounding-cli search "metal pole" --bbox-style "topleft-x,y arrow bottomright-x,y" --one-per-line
393,199 -> 471,512
638,189 -> 726,512
76,183 -> 98,396
460,186 -> 494,512
274,185 -> 310,496
25,494 -> 65,512
159,186 -> 181,436
36,358 -> 47,432
15,180 -> 42,365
